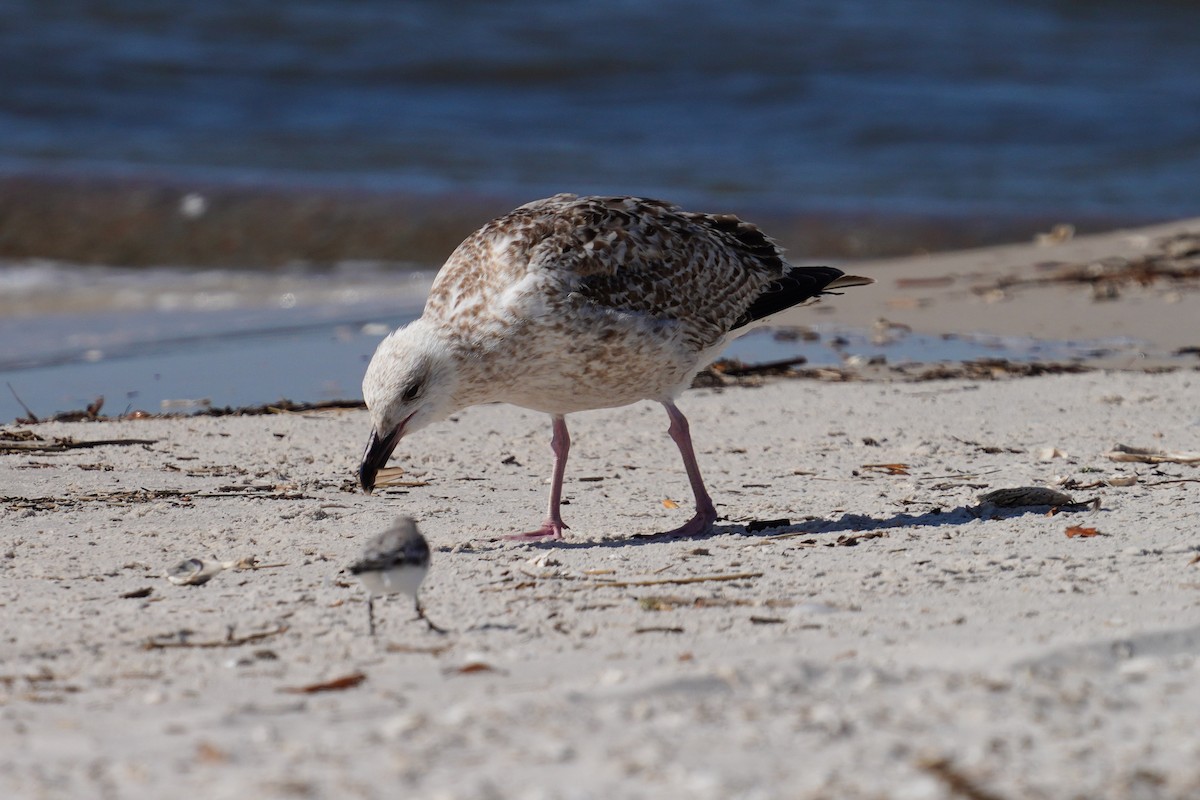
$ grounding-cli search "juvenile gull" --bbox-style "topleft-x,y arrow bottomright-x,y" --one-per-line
360,194 -> 871,539
348,517 -> 443,634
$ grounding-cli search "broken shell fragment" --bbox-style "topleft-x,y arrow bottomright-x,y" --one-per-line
165,557 -> 225,586
977,487 -> 1077,508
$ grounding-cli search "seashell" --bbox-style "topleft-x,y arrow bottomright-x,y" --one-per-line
165,557 -> 224,586
977,487 -> 1077,508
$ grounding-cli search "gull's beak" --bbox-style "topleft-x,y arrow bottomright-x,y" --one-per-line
359,426 -> 401,494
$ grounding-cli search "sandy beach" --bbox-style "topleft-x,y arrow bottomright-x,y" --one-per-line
781,215 -> 1200,356
3,220 -> 1199,799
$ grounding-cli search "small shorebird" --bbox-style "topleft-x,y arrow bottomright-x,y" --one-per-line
348,517 -> 444,634
360,194 -> 870,540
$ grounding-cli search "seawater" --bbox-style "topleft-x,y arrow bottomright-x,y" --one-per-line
2,0 -> 1199,218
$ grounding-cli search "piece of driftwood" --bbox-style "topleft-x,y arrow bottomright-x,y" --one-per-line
1105,443 -> 1200,465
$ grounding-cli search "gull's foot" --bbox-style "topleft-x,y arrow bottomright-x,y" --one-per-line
504,519 -> 567,541
641,509 -> 718,539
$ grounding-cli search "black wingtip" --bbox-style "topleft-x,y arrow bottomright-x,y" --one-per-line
732,266 -> 850,330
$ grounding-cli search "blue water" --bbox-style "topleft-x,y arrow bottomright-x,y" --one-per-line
0,264 -> 433,419
2,1 -> 1198,419
2,0 -> 1199,218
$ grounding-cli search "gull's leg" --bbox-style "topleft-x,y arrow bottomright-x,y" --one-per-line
366,596 -> 377,637
506,414 -> 570,540
656,401 -> 718,537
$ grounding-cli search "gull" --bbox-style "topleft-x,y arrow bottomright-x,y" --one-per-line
348,517 -> 444,634
359,194 -> 870,540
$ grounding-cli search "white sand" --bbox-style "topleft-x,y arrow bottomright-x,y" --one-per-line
4,218 -> 1200,798
3,365 -> 1199,799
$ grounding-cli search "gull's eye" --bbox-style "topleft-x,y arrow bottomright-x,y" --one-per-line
402,381 -> 423,403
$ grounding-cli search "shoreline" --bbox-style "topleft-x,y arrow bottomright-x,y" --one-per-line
0,172 -> 1173,268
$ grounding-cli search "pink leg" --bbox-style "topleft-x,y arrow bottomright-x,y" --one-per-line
656,402 -> 718,537
506,414 -> 570,541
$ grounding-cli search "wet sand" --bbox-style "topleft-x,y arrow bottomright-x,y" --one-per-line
0,174 -> 1158,269
2,218 -> 1199,799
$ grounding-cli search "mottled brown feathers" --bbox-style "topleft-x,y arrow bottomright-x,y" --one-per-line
366,194 -> 871,421
423,194 -> 848,352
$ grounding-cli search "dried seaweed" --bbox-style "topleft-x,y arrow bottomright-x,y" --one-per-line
6,397 -> 365,425
2,486 -> 311,513
979,231 -> 1200,298
0,434 -> 157,454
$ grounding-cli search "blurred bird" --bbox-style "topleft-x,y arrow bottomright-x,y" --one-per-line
348,517 -> 444,635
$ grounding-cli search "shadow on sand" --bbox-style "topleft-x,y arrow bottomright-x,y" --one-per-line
463,502 -> 1104,552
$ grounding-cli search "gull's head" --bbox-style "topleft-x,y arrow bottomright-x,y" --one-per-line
359,319 -> 459,494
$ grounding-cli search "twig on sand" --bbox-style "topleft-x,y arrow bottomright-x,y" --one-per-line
593,571 -> 762,588
279,672 -> 366,694
917,756 -> 1006,800
142,625 -> 289,650
385,642 -> 454,655
7,383 -> 38,423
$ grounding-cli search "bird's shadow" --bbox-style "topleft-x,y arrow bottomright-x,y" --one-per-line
468,502 -> 1103,551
